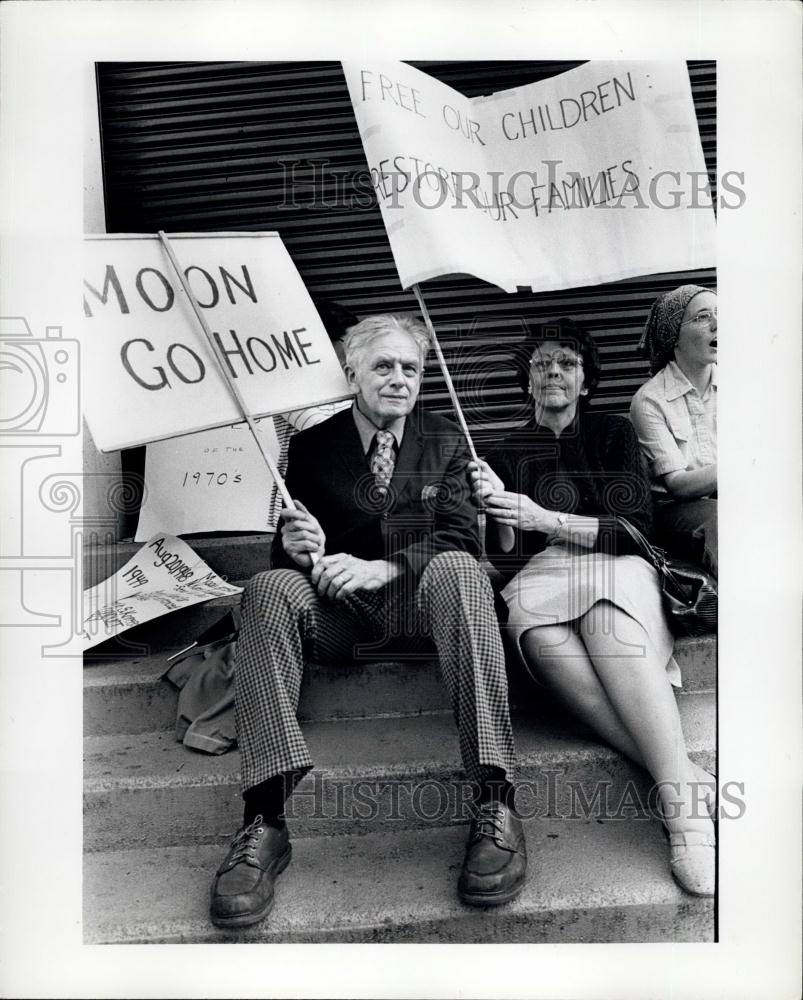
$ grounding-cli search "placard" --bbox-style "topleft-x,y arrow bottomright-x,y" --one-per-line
81,533 -> 242,650
83,233 -> 350,451
133,399 -> 351,541
343,60 -> 716,292
134,418 -> 281,541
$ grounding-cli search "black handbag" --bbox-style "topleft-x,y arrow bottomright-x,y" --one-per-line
619,519 -> 718,637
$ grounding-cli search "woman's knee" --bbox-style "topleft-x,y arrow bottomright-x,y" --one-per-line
519,626 -> 604,704
580,600 -> 644,644
519,625 -> 575,670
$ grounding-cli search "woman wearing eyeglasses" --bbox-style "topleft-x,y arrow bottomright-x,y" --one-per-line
630,286 -> 717,576
469,318 -> 715,897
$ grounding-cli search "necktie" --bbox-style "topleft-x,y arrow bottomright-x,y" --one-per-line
370,430 -> 396,494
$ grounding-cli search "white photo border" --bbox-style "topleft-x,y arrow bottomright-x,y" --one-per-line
0,1 -> 800,997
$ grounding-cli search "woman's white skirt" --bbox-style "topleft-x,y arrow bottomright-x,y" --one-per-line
500,542 -> 681,687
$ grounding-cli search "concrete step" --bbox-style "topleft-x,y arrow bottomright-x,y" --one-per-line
83,654 -> 453,737
84,534 -> 273,591
83,634 -> 717,737
83,814 -> 714,944
84,695 -> 716,851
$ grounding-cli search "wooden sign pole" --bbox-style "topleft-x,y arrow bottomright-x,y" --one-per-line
157,230 -> 296,511
411,282 -> 481,466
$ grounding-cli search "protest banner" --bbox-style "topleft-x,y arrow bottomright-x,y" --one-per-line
83,233 -> 351,452
81,532 -> 243,650
342,61 -> 716,293
133,397 -> 351,541
134,418 -> 282,541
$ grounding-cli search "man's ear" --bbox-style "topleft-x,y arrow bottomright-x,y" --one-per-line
344,364 -> 359,394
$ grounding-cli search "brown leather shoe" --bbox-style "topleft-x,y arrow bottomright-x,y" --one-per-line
458,801 -> 527,906
210,815 -> 292,928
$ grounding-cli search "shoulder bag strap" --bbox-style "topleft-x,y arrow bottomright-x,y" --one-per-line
617,517 -> 687,599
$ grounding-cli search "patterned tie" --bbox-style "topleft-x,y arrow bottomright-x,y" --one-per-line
370,430 -> 396,494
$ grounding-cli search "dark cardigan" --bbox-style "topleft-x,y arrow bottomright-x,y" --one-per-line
484,411 -> 654,582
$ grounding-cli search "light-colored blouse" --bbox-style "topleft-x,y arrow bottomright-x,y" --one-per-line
629,361 -> 717,495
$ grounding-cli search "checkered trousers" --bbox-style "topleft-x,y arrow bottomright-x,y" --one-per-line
234,550 -> 515,793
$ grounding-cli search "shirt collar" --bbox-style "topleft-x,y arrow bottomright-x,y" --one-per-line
351,401 -> 406,454
523,410 -> 582,438
663,360 -> 717,401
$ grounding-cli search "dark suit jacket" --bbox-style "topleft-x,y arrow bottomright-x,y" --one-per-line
484,412 -> 654,582
270,405 -> 479,580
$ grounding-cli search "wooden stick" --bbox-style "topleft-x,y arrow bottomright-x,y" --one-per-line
157,230 -> 295,510
412,283 -> 480,466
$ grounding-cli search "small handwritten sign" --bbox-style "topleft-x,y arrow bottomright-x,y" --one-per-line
134,399 -> 353,540
134,418 -> 281,540
81,533 -> 242,650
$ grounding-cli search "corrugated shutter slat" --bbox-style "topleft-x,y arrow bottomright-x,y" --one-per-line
97,59 -> 716,437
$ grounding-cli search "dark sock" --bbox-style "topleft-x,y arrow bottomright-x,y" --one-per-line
477,769 -> 516,811
243,771 -> 302,828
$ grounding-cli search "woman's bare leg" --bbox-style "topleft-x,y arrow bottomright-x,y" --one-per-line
578,601 -> 713,836
520,623 -> 646,767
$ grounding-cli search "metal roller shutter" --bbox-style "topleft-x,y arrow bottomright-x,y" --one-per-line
96,59 -> 716,445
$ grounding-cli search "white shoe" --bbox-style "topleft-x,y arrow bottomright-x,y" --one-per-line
669,831 -> 716,897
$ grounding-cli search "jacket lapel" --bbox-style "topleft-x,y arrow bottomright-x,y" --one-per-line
334,409 -> 371,484
332,405 -> 424,498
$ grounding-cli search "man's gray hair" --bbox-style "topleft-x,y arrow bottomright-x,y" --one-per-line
342,313 -> 430,371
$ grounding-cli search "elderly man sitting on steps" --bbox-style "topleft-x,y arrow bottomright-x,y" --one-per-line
209,312 -> 526,927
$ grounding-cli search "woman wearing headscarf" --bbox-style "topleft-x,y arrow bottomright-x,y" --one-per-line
630,285 -> 717,576
470,318 -> 715,897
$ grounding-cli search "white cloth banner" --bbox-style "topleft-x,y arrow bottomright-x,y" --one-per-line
342,61 -> 716,293
83,232 -> 350,451
81,533 -> 242,650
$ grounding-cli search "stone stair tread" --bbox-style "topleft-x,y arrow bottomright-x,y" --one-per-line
84,695 -> 715,792
83,813 -> 713,944
83,633 -> 716,736
83,651 -> 435,687
84,652 -> 169,685
83,632 -> 716,681
83,656 -> 457,736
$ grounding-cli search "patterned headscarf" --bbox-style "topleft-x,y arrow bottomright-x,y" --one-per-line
638,285 -> 712,374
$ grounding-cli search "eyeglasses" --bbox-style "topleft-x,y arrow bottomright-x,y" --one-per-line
530,351 -> 584,373
682,308 -> 717,327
